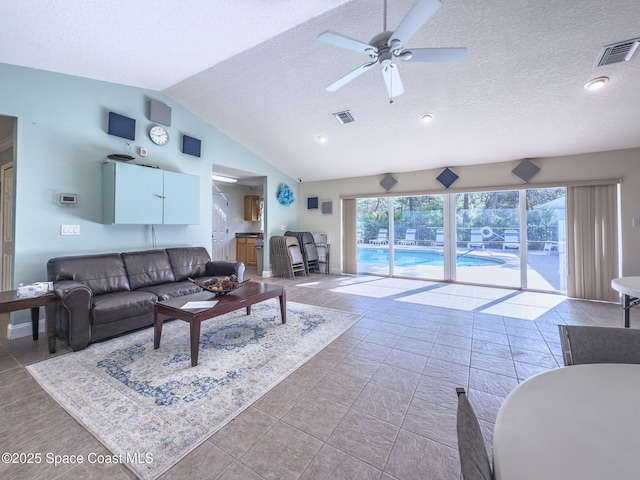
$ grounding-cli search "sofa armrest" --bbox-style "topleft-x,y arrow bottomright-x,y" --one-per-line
206,261 -> 246,282
53,280 -> 93,351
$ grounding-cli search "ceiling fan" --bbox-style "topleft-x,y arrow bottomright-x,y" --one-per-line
318,0 -> 466,100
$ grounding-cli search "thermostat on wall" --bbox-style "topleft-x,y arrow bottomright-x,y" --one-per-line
59,193 -> 78,206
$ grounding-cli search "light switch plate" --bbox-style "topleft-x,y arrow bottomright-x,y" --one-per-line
61,225 -> 80,235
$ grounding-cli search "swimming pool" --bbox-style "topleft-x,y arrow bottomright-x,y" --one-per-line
357,248 -> 505,267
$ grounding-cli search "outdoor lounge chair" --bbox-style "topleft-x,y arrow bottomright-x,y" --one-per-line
502,230 -> 519,250
467,229 -> 485,249
434,229 -> 444,246
398,228 -> 416,246
356,230 -> 365,244
369,229 -> 389,245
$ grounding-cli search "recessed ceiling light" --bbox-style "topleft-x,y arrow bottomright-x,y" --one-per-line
584,76 -> 609,91
421,113 -> 434,122
211,174 -> 237,183
317,135 -> 327,143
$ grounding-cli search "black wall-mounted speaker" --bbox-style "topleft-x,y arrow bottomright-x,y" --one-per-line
380,174 -> 398,192
436,168 -> 459,189
107,112 -> 136,141
182,135 -> 202,157
512,159 -> 540,183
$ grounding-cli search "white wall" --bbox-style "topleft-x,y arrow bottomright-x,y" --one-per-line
298,148 -> 640,276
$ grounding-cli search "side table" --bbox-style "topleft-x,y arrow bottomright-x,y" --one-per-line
0,290 -> 56,353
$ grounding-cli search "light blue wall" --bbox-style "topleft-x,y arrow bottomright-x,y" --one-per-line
0,63 -> 298,326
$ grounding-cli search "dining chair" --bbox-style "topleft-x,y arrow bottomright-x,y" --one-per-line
456,387 -> 494,480
558,325 -> 640,366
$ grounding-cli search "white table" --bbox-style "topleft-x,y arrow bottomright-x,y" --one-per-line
611,277 -> 640,327
494,364 -> 640,480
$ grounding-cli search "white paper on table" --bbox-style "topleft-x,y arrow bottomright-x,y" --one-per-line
182,300 -> 218,309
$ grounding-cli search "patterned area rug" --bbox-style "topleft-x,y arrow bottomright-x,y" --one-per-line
27,300 -> 361,480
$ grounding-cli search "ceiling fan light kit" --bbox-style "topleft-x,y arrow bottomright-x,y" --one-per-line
318,0 -> 466,100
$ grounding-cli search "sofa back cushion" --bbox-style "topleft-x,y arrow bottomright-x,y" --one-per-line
166,247 -> 211,281
47,253 -> 131,295
122,249 -> 176,290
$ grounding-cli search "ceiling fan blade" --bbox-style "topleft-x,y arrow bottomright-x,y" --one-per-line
399,47 -> 467,63
382,64 -> 404,98
318,31 -> 377,56
388,0 -> 442,50
326,61 -> 377,92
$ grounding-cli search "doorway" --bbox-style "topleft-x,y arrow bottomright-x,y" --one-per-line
0,115 -> 16,291
211,193 -> 229,261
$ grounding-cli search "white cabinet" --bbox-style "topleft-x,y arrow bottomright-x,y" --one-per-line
102,161 -> 199,225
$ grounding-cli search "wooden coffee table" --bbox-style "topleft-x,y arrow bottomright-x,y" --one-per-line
153,281 -> 286,366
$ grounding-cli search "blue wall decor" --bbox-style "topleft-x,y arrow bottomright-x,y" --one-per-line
277,183 -> 295,206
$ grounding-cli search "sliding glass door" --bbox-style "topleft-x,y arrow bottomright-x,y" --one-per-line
525,188 -> 566,293
356,197 -> 390,276
392,195 -> 445,280
354,187 -> 566,293
455,190 -> 520,288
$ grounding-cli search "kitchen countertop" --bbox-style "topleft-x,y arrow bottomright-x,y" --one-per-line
235,233 -> 263,238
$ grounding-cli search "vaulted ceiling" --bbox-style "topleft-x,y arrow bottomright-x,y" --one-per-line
2,0 -> 639,182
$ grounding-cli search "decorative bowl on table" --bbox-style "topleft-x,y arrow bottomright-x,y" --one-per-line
187,275 -> 249,296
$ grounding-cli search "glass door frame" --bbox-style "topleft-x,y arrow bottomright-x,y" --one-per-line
355,188 -> 565,293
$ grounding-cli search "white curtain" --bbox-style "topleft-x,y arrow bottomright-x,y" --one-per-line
566,184 -> 619,301
342,199 -> 357,274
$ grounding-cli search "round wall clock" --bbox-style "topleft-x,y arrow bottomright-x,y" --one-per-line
149,125 -> 169,146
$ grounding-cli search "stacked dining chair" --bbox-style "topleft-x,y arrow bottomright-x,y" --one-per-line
285,231 -> 320,273
285,236 -> 307,277
456,387 -> 494,480
313,233 -> 329,274
269,235 -> 308,279
269,236 -> 293,279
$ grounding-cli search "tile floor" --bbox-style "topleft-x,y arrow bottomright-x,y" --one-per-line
0,271 -> 635,480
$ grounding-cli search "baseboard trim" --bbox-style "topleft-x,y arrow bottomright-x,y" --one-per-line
6,318 -> 45,340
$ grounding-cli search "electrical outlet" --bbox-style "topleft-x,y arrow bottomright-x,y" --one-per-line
61,225 -> 80,235
281,225 -> 286,231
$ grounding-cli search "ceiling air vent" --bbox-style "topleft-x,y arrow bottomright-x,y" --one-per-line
596,38 -> 640,66
333,110 -> 355,124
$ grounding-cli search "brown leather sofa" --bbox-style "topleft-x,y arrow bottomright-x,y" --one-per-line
47,247 -> 245,351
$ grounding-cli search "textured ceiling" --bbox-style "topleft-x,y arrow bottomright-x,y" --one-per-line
1,0 -> 639,182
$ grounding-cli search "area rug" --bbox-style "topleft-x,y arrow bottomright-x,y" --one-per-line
27,300 -> 361,480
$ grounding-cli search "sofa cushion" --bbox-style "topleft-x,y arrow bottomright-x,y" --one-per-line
91,290 -> 157,326
166,247 -> 211,281
122,249 -> 176,290
47,253 -> 130,295
139,280 -> 203,301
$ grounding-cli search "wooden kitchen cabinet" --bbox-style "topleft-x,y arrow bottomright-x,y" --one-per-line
236,237 -> 258,266
244,195 -> 261,221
